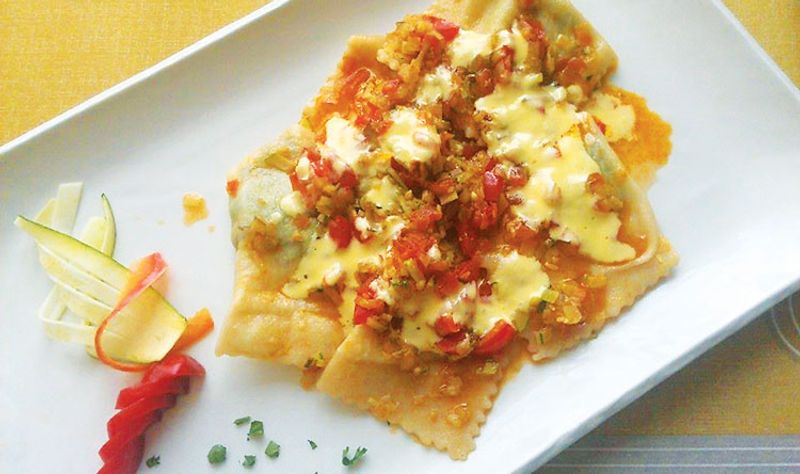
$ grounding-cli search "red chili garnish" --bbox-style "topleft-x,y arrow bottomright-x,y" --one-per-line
225,179 -> 239,198
409,206 -> 443,232
482,170 -> 505,202
328,215 -> 354,249
425,15 -> 460,41
98,355 -> 205,474
473,320 -> 516,355
436,331 -> 466,355
434,314 -> 463,337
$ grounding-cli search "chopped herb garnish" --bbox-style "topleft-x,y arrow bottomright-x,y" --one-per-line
233,416 -> 251,426
265,440 -> 281,459
242,455 -> 256,468
308,439 -> 318,450
536,300 -> 548,314
537,332 -> 545,344
342,446 -> 368,466
207,444 -> 227,464
145,455 -> 160,468
248,420 -> 264,439
392,279 -> 409,288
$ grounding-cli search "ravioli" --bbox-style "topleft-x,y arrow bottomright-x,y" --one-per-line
217,0 -> 676,459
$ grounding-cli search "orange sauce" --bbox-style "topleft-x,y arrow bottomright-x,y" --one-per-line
606,85 -> 673,187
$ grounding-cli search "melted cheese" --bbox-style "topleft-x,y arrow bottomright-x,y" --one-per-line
448,29 -> 493,68
398,284 -> 475,350
362,175 -> 401,214
475,82 -> 579,164
278,190 -> 306,217
415,65 -> 454,106
515,134 -> 635,262
379,108 -> 440,169
474,250 -> 550,335
586,92 -> 636,142
282,217 -> 402,326
477,76 -> 634,263
323,116 -> 369,171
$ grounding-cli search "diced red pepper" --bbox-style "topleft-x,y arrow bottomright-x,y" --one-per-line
454,257 -> 481,282
409,207 -> 442,232
436,331 -> 466,355
141,354 -> 206,384
456,221 -> 478,257
434,314 -> 463,337
482,170 -> 505,202
429,176 -> 455,196
425,15 -> 460,41
393,231 -> 434,261
478,280 -> 493,298
471,200 -> 499,230
106,395 -> 177,441
328,215 -> 354,249
435,271 -> 460,298
338,167 -> 358,189
506,166 -> 527,187
473,320 -> 516,355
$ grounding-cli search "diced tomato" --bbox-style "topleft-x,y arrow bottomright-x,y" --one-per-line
311,157 -> 333,179
473,320 -> 516,355
409,206 -> 442,232
328,215 -> 354,249
425,15 -> 460,41
454,257 -> 481,282
471,200 -> 499,230
393,231 -> 434,261
556,56 -> 588,89
338,167 -> 358,189
225,179 -> 239,198
456,221 -> 478,257
521,17 -> 548,43
339,67 -> 371,101
429,176 -> 455,196
353,304 -> 375,325
435,271 -> 460,297
390,157 -> 424,190
436,331 -> 466,355
382,79 -> 401,97
434,314 -> 462,337
506,166 -> 527,187
593,117 -> 607,135
478,280 -> 493,297
482,170 -> 505,202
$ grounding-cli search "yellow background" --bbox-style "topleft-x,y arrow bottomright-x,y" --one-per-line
1,0 -> 799,435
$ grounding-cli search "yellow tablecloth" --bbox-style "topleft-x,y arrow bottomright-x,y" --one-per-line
1,0 -> 799,436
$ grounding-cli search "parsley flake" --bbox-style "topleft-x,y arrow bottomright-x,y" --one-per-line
308,439 -> 318,450
242,455 -> 256,468
342,446 -> 368,466
207,444 -> 227,464
145,455 -> 160,468
247,420 -> 264,439
536,300 -> 548,314
265,440 -> 281,459
233,416 -> 251,426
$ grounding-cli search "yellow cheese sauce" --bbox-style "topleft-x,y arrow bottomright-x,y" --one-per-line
282,217 -> 403,327
379,107 -> 440,169
476,75 -> 635,263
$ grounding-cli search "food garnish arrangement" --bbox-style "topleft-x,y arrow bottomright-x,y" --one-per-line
15,0 -> 676,471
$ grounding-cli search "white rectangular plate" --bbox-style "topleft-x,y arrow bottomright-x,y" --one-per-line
2,0 -> 799,472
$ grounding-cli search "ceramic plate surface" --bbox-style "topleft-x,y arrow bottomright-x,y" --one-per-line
2,0 -> 799,472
